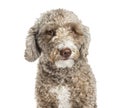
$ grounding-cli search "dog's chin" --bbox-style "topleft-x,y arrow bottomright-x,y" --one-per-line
55,58 -> 74,68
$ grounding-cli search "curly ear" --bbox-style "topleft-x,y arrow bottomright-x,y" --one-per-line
80,25 -> 90,61
24,23 -> 41,62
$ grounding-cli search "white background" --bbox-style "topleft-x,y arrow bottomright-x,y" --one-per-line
0,0 -> 120,108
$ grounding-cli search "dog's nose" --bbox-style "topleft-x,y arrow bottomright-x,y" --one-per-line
60,48 -> 71,59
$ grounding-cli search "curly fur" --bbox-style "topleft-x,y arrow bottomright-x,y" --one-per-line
24,9 -> 97,108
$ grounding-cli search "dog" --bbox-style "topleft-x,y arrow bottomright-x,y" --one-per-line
24,9 -> 97,108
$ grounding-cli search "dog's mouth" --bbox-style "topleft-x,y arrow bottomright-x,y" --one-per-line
61,57 -> 69,60
55,59 -> 74,68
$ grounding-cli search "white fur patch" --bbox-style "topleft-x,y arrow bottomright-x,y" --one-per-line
55,59 -> 74,68
50,86 -> 71,108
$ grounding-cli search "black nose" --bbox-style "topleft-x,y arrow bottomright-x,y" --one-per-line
60,48 -> 71,58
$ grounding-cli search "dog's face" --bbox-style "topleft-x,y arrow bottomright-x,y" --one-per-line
38,23 -> 84,68
24,9 -> 90,68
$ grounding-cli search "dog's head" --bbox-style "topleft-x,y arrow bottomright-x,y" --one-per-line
24,9 -> 90,68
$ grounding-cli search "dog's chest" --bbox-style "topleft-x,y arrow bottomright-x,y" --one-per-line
50,85 -> 71,108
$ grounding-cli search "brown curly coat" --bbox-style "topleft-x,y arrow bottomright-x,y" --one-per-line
24,9 -> 97,108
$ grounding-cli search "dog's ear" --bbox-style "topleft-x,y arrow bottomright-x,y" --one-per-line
80,25 -> 90,61
24,23 -> 41,62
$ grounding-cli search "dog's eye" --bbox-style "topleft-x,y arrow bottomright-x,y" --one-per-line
71,27 -> 78,35
47,30 -> 56,36
70,25 -> 83,36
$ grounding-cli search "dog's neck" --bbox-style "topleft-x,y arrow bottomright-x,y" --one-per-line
38,58 -> 89,84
